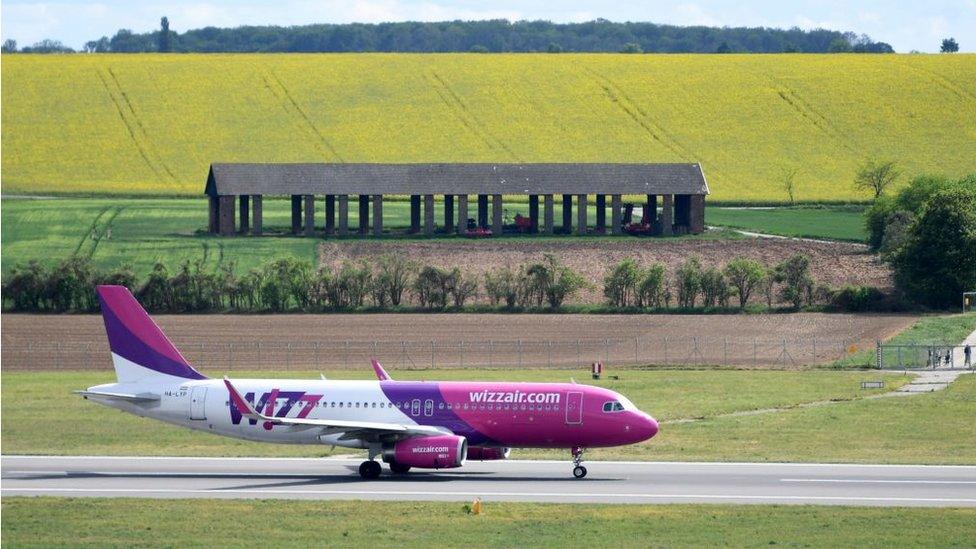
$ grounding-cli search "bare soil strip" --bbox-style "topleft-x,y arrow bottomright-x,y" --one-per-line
2,313 -> 915,371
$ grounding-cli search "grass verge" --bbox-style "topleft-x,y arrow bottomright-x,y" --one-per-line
834,312 -> 976,367
3,498 -> 975,547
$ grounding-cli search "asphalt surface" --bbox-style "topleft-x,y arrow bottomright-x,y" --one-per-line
4,456 -> 976,507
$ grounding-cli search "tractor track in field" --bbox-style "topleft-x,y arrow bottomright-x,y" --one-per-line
427,71 -> 521,161
767,79 -> 859,155
584,68 -> 695,161
904,63 -> 976,106
96,68 -> 176,182
261,69 -> 343,162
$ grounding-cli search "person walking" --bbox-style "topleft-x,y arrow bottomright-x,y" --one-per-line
966,344 -> 972,368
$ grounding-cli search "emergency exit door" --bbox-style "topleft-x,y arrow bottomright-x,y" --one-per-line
565,391 -> 583,425
189,386 -> 207,420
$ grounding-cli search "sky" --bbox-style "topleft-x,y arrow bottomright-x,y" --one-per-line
2,0 -> 974,52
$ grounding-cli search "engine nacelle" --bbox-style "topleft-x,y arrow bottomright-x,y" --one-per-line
385,435 -> 467,469
467,447 -> 511,461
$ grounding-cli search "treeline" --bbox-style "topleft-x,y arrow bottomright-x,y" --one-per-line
2,253 -> 887,314
862,173 -> 976,309
3,19 -> 893,54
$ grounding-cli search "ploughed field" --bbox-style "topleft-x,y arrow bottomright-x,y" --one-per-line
3,54 -> 975,200
2,313 -> 914,371
322,237 -> 890,304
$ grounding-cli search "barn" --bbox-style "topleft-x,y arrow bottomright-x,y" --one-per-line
204,163 -> 709,237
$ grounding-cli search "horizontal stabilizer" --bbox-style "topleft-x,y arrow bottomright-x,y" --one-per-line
74,390 -> 160,402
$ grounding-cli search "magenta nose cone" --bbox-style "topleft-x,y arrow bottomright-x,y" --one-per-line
631,412 -> 658,442
645,415 -> 659,439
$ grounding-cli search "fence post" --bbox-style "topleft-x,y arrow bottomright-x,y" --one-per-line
257,342 -> 262,366
286,342 -> 291,369
430,340 -> 435,368
517,339 -> 522,369
664,336 -> 669,365
547,340 -> 552,368
605,338 -> 610,365
724,337 -> 728,365
344,340 -> 349,368
459,340 -> 464,369
812,337 -> 817,363
57,341 -> 62,370
489,340 -> 493,368
634,337 -> 639,365
577,339 -> 581,368
753,338 -> 757,365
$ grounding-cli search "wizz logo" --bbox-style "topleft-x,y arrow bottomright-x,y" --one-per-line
230,389 -> 322,430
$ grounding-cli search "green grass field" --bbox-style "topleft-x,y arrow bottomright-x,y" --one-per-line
3,54 -> 975,201
708,206 -> 867,241
1,197 -> 747,277
21,367 -> 976,465
4,498 -> 974,547
835,313 -> 976,367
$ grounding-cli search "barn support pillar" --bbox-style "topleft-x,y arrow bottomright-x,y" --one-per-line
338,195 -> 349,236
660,194 -> 674,236
239,195 -> 250,234
208,196 -> 219,233
424,194 -> 435,235
576,194 -> 588,235
690,195 -> 706,234
410,195 -> 421,234
492,194 -> 503,235
528,194 -> 539,233
358,195 -> 369,235
456,194 -> 468,235
477,195 -> 489,228
372,194 -> 383,237
611,194 -> 622,235
219,195 -> 236,236
303,195 -> 315,236
444,194 -> 455,233
595,194 -> 606,233
645,194 -> 658,225
543,195 -> 554,234
562,194 -> 573,234
325,195 -> 335,234
291,195 -> 302,235
252,195 -> 263,235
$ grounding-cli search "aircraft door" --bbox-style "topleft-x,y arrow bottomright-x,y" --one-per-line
189,386 -> 207,420
565,391 -> 583,425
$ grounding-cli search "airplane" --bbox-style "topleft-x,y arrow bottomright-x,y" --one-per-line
78,285 -> 659,479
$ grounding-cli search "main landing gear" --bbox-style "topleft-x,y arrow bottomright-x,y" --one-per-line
572,446 -> 587,479
359,460 -> 382,479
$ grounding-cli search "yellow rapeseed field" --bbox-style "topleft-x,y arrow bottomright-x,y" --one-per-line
1,53 -> 974,201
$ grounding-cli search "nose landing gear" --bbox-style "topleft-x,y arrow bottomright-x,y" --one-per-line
571,446 -> 587,479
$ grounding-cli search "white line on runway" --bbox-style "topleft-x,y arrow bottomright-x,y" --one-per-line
4,487 -> 976,504
782,478 -> 976,485
4,455 -> 976,469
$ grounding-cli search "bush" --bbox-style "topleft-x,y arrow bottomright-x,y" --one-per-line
603,259 -> 641,307
445,268 -> 478,307
3,260 -> 50,311
526,255 -> 585,308
675,256 -> 703,308
412,266 -> 450,309
723,258 -> 766,309
699,267 -> 730,307
773,254 -> 814,310
375,253 -> 415,307
831,285 -> 887,312
893,187 -> 976,309
636,264 -> 666,308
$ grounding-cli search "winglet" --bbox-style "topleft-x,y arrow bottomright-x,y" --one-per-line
223,377 -> 263,420
371,359 -> 392,381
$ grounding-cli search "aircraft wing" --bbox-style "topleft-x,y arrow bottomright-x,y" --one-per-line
223,378 -> 446,439
74,390 -> 161,402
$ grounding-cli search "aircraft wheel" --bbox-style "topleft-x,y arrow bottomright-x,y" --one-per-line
389,462 -> 412,474
359,460 -> 382,479
573,465 -> 587,479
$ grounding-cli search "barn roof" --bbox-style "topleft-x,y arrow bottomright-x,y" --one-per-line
205,163 -> 709,197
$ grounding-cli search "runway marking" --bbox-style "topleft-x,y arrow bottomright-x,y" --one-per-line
4,487 -> 976,504
4,456 -> 976,469
782,478 -> 976,485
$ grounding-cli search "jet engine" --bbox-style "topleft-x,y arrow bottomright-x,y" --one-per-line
466,446 -> 511,460
384,435 -> 467,469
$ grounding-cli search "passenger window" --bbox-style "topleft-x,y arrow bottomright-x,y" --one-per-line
438,402 -> 445,410
339,402 -> 344,408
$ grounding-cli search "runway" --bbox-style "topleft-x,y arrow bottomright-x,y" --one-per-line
4,455 -> 976,507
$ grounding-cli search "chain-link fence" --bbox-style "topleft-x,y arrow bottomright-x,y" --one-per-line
877,343 -> 975,370
2,335 -> 864,372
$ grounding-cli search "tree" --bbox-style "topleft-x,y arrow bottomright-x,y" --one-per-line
723,258 -> 767,309
773,254 -> 814,310
941,38 -> 959,53
675,256 -> 703,308
603,259 -> 641,307
854,159 -> 900,199
828,37 -> 852,53
781,168 -> 798,205
158,17 -> 173,52
620,42 -> 643,53
716,41 -> 732,53
893,187 -> 976,309
2,39 -> 17,53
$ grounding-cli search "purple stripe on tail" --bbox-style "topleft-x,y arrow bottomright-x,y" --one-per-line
97,285 -> 207,380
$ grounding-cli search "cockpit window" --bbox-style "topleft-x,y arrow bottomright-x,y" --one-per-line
603,401 -> 625,413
